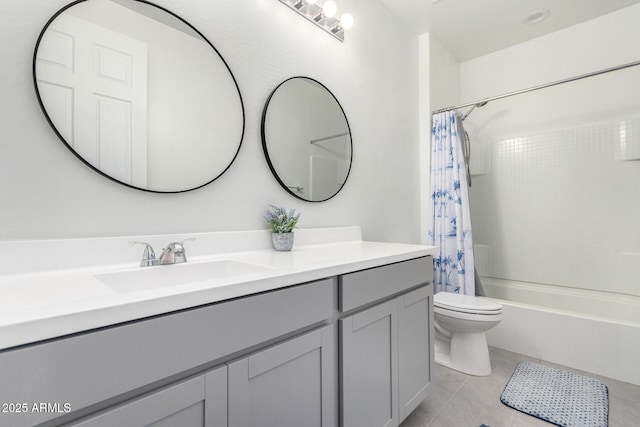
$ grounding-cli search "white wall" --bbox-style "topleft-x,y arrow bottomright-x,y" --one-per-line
0,0 -> 420,243
428,35 -> 460,113
460,4 -> 640,297
418,33 -> 460,244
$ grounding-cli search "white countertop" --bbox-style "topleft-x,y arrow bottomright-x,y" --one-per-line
0,227 -> 436,351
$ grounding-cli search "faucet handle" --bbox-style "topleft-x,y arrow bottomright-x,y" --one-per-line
173,238 -> 196,263
160,238 -> 196,264
180,238 -> 196,245
129,241 -> 159,267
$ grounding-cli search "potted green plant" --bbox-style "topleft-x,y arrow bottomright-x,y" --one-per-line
264,205 -> 300,251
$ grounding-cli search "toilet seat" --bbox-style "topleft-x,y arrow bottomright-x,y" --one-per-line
434,292 -> 502,315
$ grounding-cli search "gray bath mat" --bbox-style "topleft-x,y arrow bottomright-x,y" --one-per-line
500,361 -> 608,427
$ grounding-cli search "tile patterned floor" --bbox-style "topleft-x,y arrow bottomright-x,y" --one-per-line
400,347 -> 640,427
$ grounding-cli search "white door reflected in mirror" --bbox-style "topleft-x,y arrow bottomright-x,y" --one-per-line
34,0 -> 244,193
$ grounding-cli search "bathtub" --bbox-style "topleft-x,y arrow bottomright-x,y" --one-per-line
481,277 -> 640,386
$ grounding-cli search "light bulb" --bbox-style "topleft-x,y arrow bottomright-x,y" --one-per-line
340,13 -> 353,29
323,0 -> 337,18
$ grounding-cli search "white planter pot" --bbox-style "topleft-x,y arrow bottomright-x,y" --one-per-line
271,232 -> 294,251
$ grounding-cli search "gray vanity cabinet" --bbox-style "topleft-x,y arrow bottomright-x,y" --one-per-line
228,325 -> 334,427
341,300 -> 399,427
398,286 -> 433,420
73,366 -> 227,427
339,257 -> 433,427
0,256 -> 433,427
0,279 -> 334,427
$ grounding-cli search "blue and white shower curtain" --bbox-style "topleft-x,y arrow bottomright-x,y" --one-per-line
428,111 -> 475,295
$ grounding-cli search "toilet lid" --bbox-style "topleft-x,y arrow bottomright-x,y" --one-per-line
434,292 -> 502,314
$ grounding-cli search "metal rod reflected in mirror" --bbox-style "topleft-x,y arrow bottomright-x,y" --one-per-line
310,132 -> 350,144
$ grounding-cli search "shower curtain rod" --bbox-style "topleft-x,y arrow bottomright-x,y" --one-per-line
433,59 -> 640,115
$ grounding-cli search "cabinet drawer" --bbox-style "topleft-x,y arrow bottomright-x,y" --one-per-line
0,279 -> 334,427
339,256 -> 432,312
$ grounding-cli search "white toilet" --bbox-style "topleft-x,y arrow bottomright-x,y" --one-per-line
433,292 -> 503,376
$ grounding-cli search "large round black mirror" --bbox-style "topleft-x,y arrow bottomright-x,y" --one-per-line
261,77 -> 352,202
33,0 -> 245,193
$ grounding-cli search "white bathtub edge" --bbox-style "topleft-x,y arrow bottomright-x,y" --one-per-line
486,301 -> 640,387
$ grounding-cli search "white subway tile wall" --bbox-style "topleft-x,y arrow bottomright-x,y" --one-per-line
469,117 -> 640,297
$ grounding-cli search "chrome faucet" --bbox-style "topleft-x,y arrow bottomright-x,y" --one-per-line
129,241 -> 159,267
159,238 -> 196,265
130,238 -> 196,267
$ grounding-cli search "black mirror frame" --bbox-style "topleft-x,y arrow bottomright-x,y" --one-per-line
33,0 -> 245,193
261,76 -> 353,203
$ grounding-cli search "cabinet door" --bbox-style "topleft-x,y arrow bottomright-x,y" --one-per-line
398,285 -> 433,422
341,300 -> 398,427
72,366 -> 227,427
228,325 -> 335,427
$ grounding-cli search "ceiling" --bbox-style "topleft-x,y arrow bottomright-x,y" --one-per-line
378,0 -> 640,62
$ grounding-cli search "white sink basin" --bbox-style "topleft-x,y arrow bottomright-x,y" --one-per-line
95,260 -> 272,293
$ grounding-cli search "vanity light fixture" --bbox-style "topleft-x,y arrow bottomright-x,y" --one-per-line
279,0 -> 354,42
323,0 -> 337,18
